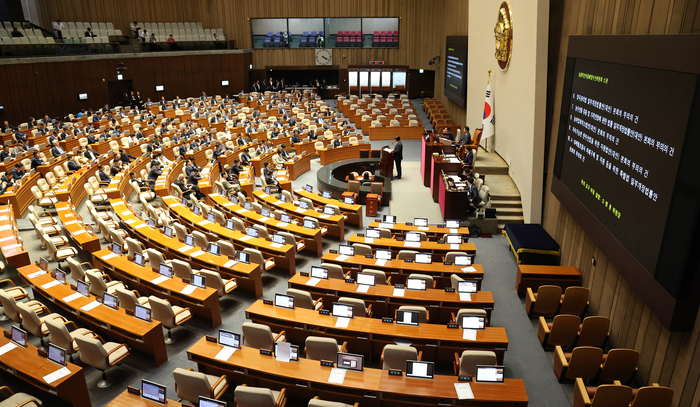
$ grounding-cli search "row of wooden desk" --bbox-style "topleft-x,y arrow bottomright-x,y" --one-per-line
346,234 -> 475,260
0,205 -> 29,267
187,339 -> 528,407
293,188 -> 364,228
367,220 -> 470,238
318,143 -> 372,166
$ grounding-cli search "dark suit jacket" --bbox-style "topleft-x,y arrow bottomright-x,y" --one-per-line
148,167 -> 163,181
51,146 -> 64,157
464,151 -> 474,167
393,141 -> 403,160
84,150 -> 98,160
98,170 -> 111,183
31,157 -> 43,169
67,160 -> 81,171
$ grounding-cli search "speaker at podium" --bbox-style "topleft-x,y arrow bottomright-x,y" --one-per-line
379,146 -> 394,178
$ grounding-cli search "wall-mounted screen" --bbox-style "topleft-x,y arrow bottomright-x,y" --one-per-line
359,70 -> 369,92
78,93 -> 88,100
381,70 -> 391,89
370,70 -> 380,91
155,85 -> 164,92
221,80 -> 229,86
444,36 -> 468,108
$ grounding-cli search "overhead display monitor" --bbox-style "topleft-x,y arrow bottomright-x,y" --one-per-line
392,71 -> 406,90
444,36 -> 468,108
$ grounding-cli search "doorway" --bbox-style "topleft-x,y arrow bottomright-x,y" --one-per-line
107,80 -> 133,108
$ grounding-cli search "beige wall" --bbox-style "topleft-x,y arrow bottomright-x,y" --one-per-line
467,0 -> 549,223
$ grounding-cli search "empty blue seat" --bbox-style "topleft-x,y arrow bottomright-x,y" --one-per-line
267,31 -> 273,36
320,31 -> 324,36
311,31 -> 316,36
303,31 -> 309,36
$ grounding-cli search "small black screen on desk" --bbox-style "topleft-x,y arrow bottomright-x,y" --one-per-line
555,58 -> 696,275
444,36 -> 468,108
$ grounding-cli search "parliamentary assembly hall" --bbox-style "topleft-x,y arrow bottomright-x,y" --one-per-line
0,0 -> 697,406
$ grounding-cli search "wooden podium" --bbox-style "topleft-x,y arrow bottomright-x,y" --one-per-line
379,146 -> 394,178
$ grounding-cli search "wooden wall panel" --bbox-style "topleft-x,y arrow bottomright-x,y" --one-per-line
542,1 -> 700,406
0,53 -> 251,124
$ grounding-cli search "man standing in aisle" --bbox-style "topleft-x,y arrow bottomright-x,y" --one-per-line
392,135 -> 403,179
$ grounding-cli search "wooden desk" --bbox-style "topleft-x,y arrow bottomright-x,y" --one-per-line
107,390 -> 185,406
292,135 -> 354,157
515,265 -> 582,296
254,190 -> 346,241
288,273 -> 493,323
0,205 -> 29,267
187,339 -> 528,407
110,199 -> 263,298
368,220 -> 469,239
0,170 -> 40,218
439,173 -> 470,221
55,202 -> 101,254
293,188 -> 363,228
318,143 -> 371,166
209,193 -> 323,256
421,137 -> 456,187
245,300 -> 509,364
369,126 -> 425,141
0,327 -> 92,407
92,249 -> 223,327
347,235 -> 475,260
321,252 -> 484,290
285,152 -> 311,180
431,156 -> 463,203
162,196 -> 296,275
18,264 -> 169,367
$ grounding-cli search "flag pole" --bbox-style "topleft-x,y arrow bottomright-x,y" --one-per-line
483,69 -> 492,153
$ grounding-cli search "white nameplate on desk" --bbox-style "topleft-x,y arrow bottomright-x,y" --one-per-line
459,293 -> 472,302
0,216 -> 8,221
198,220 -> 212,226
223,202 -> 234,207
364,237 -> 374,244
259,216 -> 270,222
223,260 -> 239,268
101,253 -> 119,261
327,368 -> 347,384
124,219 -> 136,224
295,207 -> 305,213
80,301 -> 101,312
356,284 -> 370,293
190,250 -> 205,258
335,254 -> 349,262
3,243 -> 19,249
0,343 -> 17,356
335,317 -> 350,328
178,245 -> 194,253
62,293 -> 83,303
276,222 -> 289,227
259,193 -> 268,198
121,211 -> 131,216
463,329 -> 477,341
274,201 -> 283,205
305,277 -> 320,287
63,220 -> 78,225
44,366 -> 71,384
235,209 -> 246,214
392,288 -> 405,297
378,223 -> 392,229
41,280 -> 61,290
73,229 -> 86,235
240,235 -> 252,242
417,226 -> 430,231
462,266 -> 477,273
27,270 -> 47,279
215,346 -> 237,361
404,241 -> 420,248
270,243 -> 283,249
180,285 -> 197,295
151,276 -> 169,285
0,225 -> 10,231
0,236 -> 14,242
454,383 -> 474,400
375,259 -> 387,267
134,223 -> 148,229
319,214 -> 330,219
450,244 -> 460,250
171,203 -> 182,207
450,228 -> 459,234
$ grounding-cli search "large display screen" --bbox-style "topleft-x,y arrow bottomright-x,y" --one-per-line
557,58 -> 695,273
444,36 -> 468,107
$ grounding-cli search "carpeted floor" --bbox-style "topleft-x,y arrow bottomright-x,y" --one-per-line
2,98 -> 572,407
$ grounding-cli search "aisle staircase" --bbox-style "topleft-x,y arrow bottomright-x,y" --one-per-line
473,151 -> 524,231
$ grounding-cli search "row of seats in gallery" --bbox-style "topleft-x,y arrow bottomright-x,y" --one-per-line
53,21 -> 122,39
525,284 -> 673,407
138,22 -> 226,40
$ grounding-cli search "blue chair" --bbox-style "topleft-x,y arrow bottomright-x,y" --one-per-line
267,31 -> 273,36
264,38 -> 271,48
311,31 -> 316,36
303,31 -> 309,36
320,31 -> 324,36
300,37 -> 307,47
273,37 -> 281,47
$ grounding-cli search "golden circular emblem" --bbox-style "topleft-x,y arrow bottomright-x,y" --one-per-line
494,1 -> 513,71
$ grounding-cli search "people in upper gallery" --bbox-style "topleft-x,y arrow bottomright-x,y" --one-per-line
130,22 -> 140,38
140,29 -> 149,42
85,27 -> 96,38
50,140 -> 65,158
52,20 -> 64,39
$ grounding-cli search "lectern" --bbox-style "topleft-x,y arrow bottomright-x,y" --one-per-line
379,146 -> 394,178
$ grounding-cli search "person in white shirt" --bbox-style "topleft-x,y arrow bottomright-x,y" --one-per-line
52,20 -> 65,39
140,29 -> 149,42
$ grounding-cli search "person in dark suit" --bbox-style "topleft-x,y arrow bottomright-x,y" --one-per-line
87,131 -> 98,144
262,161 -> 280,193
392,135 -> 403,179
230,159 -> 244,177
457,126 -> 472,147
173,174 -> 194,198
179,143 -> 188,157
259,81 -> 267,92
466,176 -> 481,213
308,130 -> 318,141
186,168 -> 206,199
10,163 -> 25,180
37,123 -> 48,136
0,145 -> 13,161
119,149 -> 137,164
50,140 -> 65,157
148,162 -> 163,186
97,164 -> 111,183
66,155 -> 81,172
84,145 -> 98,161
332,134 -> 342,148
290,130 -> 301,144
14,130 -> 28,143
462,146 -> 474,168
240,149 -> 252,166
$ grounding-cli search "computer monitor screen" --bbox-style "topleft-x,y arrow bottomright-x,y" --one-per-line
406,232 -> 421,242
406,278 -> 427,291
383,215 -> 397,224
191,273 -> 206,289
332,303 -> 354,318
141,380 -> 167,404
339,244 -> 354,256
208,243 -> 220,256
55,269 -> 66,284
274,342 -> 299,362
281,214 -> 292,223
225,220 -> 234,230
356,273 -> 376,286
457,281 -> 477,293
280,194 -> 287,203
48,343 -> 66,366
207,213 -> 216,223
218,330 -> 241,349
261,208 -> 271,217
272,234 -> 285,245
323,191 -> 331,199
111,243 -> 122,255
134,304 -> 151,322
310,266 -> 328,279
336,352 -> 364,372
103,293 -> 119,310
246,227 -> 259,238
237,252 -> 250,264
446,234 -> 462,245
185,235 -> 195,247
446,219 -> 460,229
299,201 -> 309,210
475,365 -> 505,383
159,264 -> 173,278
462,315 -> 486,330
414,253 -> 432,264
406,360 -> 435,379
11,326 -> 26,347
305,184 -> 313,193
193,206 -> 201,215
274,293 -> 295,309
303,220 -> 315,229
454,255 -> 472,266
344,197 -> 354,204
133,252 -> 144,267
147,218 -> 156,228
366,228 -> 380,239
199,396 -> 227,407
376,249 -> 392,260
244,201 -> 252,211
164,226 -> 173,238
414,218 -> 428,227
396,310 -> 420,326
323,206 -> 335,215
265,187 -> 271,195
77,280 -> 89,297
